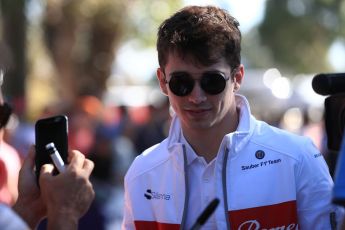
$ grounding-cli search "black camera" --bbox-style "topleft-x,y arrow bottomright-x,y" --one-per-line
312,73 -> 345,206
312,73 -> 345,152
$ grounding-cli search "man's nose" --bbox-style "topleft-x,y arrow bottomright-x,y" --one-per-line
188,82 -> 207,104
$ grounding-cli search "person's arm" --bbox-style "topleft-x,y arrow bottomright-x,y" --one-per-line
12,146 -> 46,229
39,150 -> 95,230
0,203 -> 30,230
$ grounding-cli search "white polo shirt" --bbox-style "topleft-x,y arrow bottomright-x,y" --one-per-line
181,134 -> 217,229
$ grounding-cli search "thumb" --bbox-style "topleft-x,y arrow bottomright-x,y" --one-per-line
39,164 -> 55,181
39,164 -> 55,189
39,164 -> 55,201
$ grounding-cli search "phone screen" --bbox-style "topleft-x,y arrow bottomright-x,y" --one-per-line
35,115 -> 68,179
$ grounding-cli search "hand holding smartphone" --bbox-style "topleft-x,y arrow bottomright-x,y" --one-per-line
35,115 -> 68,180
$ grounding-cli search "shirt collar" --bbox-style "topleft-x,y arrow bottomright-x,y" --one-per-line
180,132 -> 218,166
180,132 -> 198,165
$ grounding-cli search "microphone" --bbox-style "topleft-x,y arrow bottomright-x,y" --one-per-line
190,198 -> 220,230
312,73 -> 345,95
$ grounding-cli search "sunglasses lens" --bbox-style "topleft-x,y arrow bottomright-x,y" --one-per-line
169,74 -> 194,96
201,73 -> 227,95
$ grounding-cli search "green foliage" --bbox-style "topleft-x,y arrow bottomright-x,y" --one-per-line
257,0 -> 345,73
124,0 -> 183,47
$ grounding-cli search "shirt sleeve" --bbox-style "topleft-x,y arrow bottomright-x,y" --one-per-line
0,204 -> 29,230
296,138 -> 345,230
121,175 -> 135,230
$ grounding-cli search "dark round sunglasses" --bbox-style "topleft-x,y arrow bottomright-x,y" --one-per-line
164,71 -> 231,96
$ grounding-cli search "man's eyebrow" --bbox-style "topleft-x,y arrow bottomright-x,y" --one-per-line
203,70 -> 225,74
169,71 -> 189,76
170,70 -> 225,75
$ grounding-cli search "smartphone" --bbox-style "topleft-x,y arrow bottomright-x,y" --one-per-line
35,115 -> 69,179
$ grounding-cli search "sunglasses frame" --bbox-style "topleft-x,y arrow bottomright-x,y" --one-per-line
163,70 -> 233,96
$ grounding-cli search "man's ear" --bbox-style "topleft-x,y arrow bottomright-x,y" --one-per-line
233,64 -> 244,91
157,68 -> 168,96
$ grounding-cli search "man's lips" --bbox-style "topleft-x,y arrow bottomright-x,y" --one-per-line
184,108 -> 212,116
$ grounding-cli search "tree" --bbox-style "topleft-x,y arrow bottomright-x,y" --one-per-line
42,0 -> 127,104
42,0 -> 182,105
256,0 -> 345,74
0,0 -> 27,116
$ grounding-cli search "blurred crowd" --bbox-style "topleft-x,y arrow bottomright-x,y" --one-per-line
1,94 -> 171,229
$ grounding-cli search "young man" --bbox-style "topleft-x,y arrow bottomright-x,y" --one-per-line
122,5 -> 344,229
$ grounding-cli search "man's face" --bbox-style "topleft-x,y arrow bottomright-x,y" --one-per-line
157,53 -> 244,132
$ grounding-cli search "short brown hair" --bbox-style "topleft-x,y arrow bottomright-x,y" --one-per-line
157,5 -> 241,71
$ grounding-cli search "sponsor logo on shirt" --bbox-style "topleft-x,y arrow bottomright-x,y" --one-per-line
237,220 -> 298,230
314,153 -> 322,158
241,159 -> 282,171
229,201 -> 298,230
255,150 -> 265,159
144,189 -> 171,200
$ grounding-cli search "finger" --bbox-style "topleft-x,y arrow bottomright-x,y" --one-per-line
39,164 -> 55,188
21,145 -> 36,172
40,164 -> 55,177
67,149 -> 74,163
83,159 -> 94,177
68,150 -> 85,169
87,180 -> 95,199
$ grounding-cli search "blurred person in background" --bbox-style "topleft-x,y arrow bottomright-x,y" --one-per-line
88,104 -> 136,229
133,99 -> 171,154
122,5 -> 344,229
0,71 -> 22,205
